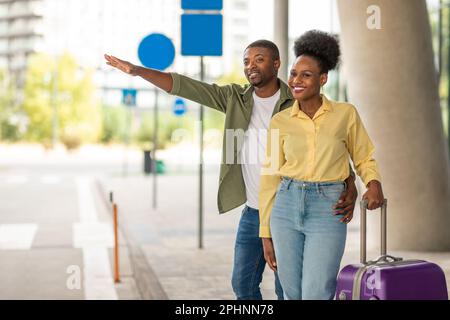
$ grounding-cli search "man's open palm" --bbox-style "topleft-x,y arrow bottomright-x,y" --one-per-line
104,54 -> 137,76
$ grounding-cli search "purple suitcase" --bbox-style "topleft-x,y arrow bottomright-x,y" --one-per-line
335,199 -> 448,300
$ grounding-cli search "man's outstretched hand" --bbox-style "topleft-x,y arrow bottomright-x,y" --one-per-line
104,54 -> 173,92
104,54 -> 139,76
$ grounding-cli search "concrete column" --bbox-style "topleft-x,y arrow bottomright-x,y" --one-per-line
274,0 -> 289,81
337,0 -> 450,251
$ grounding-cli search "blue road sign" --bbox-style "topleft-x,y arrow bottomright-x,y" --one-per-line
122,89 -> 137,107
138,33 -> 175,70
173,98 -> 187,116
181,0 -> 223,10
181,14 -> 222,56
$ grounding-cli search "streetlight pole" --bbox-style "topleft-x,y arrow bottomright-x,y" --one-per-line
153,88 -> 159,209
51,66 -> 58,149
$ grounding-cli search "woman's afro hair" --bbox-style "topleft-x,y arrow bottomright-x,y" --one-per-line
293,30 -> 340,73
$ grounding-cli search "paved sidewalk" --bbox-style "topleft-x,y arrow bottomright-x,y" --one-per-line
98,173 -> 276,299
98,173 -> 450,300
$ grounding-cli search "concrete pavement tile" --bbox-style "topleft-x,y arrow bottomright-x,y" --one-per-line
113,276 -> 141,300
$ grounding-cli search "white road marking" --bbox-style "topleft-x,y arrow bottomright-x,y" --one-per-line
4,175 -> 28,184
0,224 -> 38,250
73,223 -> 114,248
40,175 -> 62,184
74,177 -> 117,300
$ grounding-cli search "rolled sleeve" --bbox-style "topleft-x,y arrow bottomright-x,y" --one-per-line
259,226 -> 271,238
169,72 -> 181,96
347,107 -> 382,186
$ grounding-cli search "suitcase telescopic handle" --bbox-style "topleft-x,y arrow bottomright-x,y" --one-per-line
360,199 -> 387,264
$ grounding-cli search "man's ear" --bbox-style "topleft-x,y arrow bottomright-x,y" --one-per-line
320,73 -> 328,86
274,59 -> 281,70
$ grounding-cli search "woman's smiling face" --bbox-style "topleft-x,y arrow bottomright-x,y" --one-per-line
288,55 -> 328,101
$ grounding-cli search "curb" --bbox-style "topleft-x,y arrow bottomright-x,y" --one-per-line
94,179 -> 168,300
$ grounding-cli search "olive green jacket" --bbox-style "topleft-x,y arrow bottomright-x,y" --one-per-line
169,72 -> 295,213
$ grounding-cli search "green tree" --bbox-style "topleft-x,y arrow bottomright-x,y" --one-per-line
0,69 -> 20,141
100,105 -> 129,143
429,3 -> 449,137
22,52 -> 101,149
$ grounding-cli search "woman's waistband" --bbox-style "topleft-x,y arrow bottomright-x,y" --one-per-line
280,177 -> 346,188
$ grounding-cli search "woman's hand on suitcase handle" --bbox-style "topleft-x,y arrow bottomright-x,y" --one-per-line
362,180 -> 384,210
262,238 -> 277,272
333,176 -> 357,224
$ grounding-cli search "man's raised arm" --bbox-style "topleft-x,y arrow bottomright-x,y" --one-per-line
104,54 -> 231,113
104,54 -> 173,92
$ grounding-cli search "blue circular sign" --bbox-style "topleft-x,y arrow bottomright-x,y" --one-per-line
138,33 -> 175,70
173,98 -> 187,116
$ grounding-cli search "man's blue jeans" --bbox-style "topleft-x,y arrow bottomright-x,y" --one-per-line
270,178 -> 347,300
231,205 -> 284,300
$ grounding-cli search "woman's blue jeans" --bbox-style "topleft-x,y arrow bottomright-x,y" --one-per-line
270,178 -> 347,300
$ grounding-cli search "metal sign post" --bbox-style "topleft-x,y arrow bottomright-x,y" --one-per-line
181,0 -> 223,249
199,56 -> 204,249
51,67 -> 58,149
121,89 -> 137,177
152,88 -> 159,209
137,33 -> 175,210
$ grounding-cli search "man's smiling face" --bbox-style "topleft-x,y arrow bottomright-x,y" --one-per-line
243,47 -> 279,88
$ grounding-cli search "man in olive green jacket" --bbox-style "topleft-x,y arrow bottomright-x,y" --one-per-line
104,40 -> 357,300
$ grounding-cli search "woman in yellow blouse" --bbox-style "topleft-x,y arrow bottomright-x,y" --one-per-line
259,30 -> 384,300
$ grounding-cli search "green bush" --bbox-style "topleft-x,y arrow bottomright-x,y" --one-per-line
0,69 -> 19,142
0,121 -> 20,142
134,110 -> 194,149
99,104 -> 226,150
100,105 -> 128,143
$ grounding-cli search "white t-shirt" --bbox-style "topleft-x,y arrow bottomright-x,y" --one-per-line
240,89 -> 281,210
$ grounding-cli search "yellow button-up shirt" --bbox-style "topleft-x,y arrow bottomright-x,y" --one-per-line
259,95 -> 381,238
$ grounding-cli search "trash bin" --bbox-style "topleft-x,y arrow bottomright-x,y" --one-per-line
156,160 -> 166,174
144,150 -> 165,175
144,150 -> 152,174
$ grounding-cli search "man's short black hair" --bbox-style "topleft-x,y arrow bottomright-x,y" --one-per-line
245,40 -> 280,61
293,30 -> 340,73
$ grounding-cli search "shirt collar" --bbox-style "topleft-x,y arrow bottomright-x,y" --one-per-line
290,94 -> 333,118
